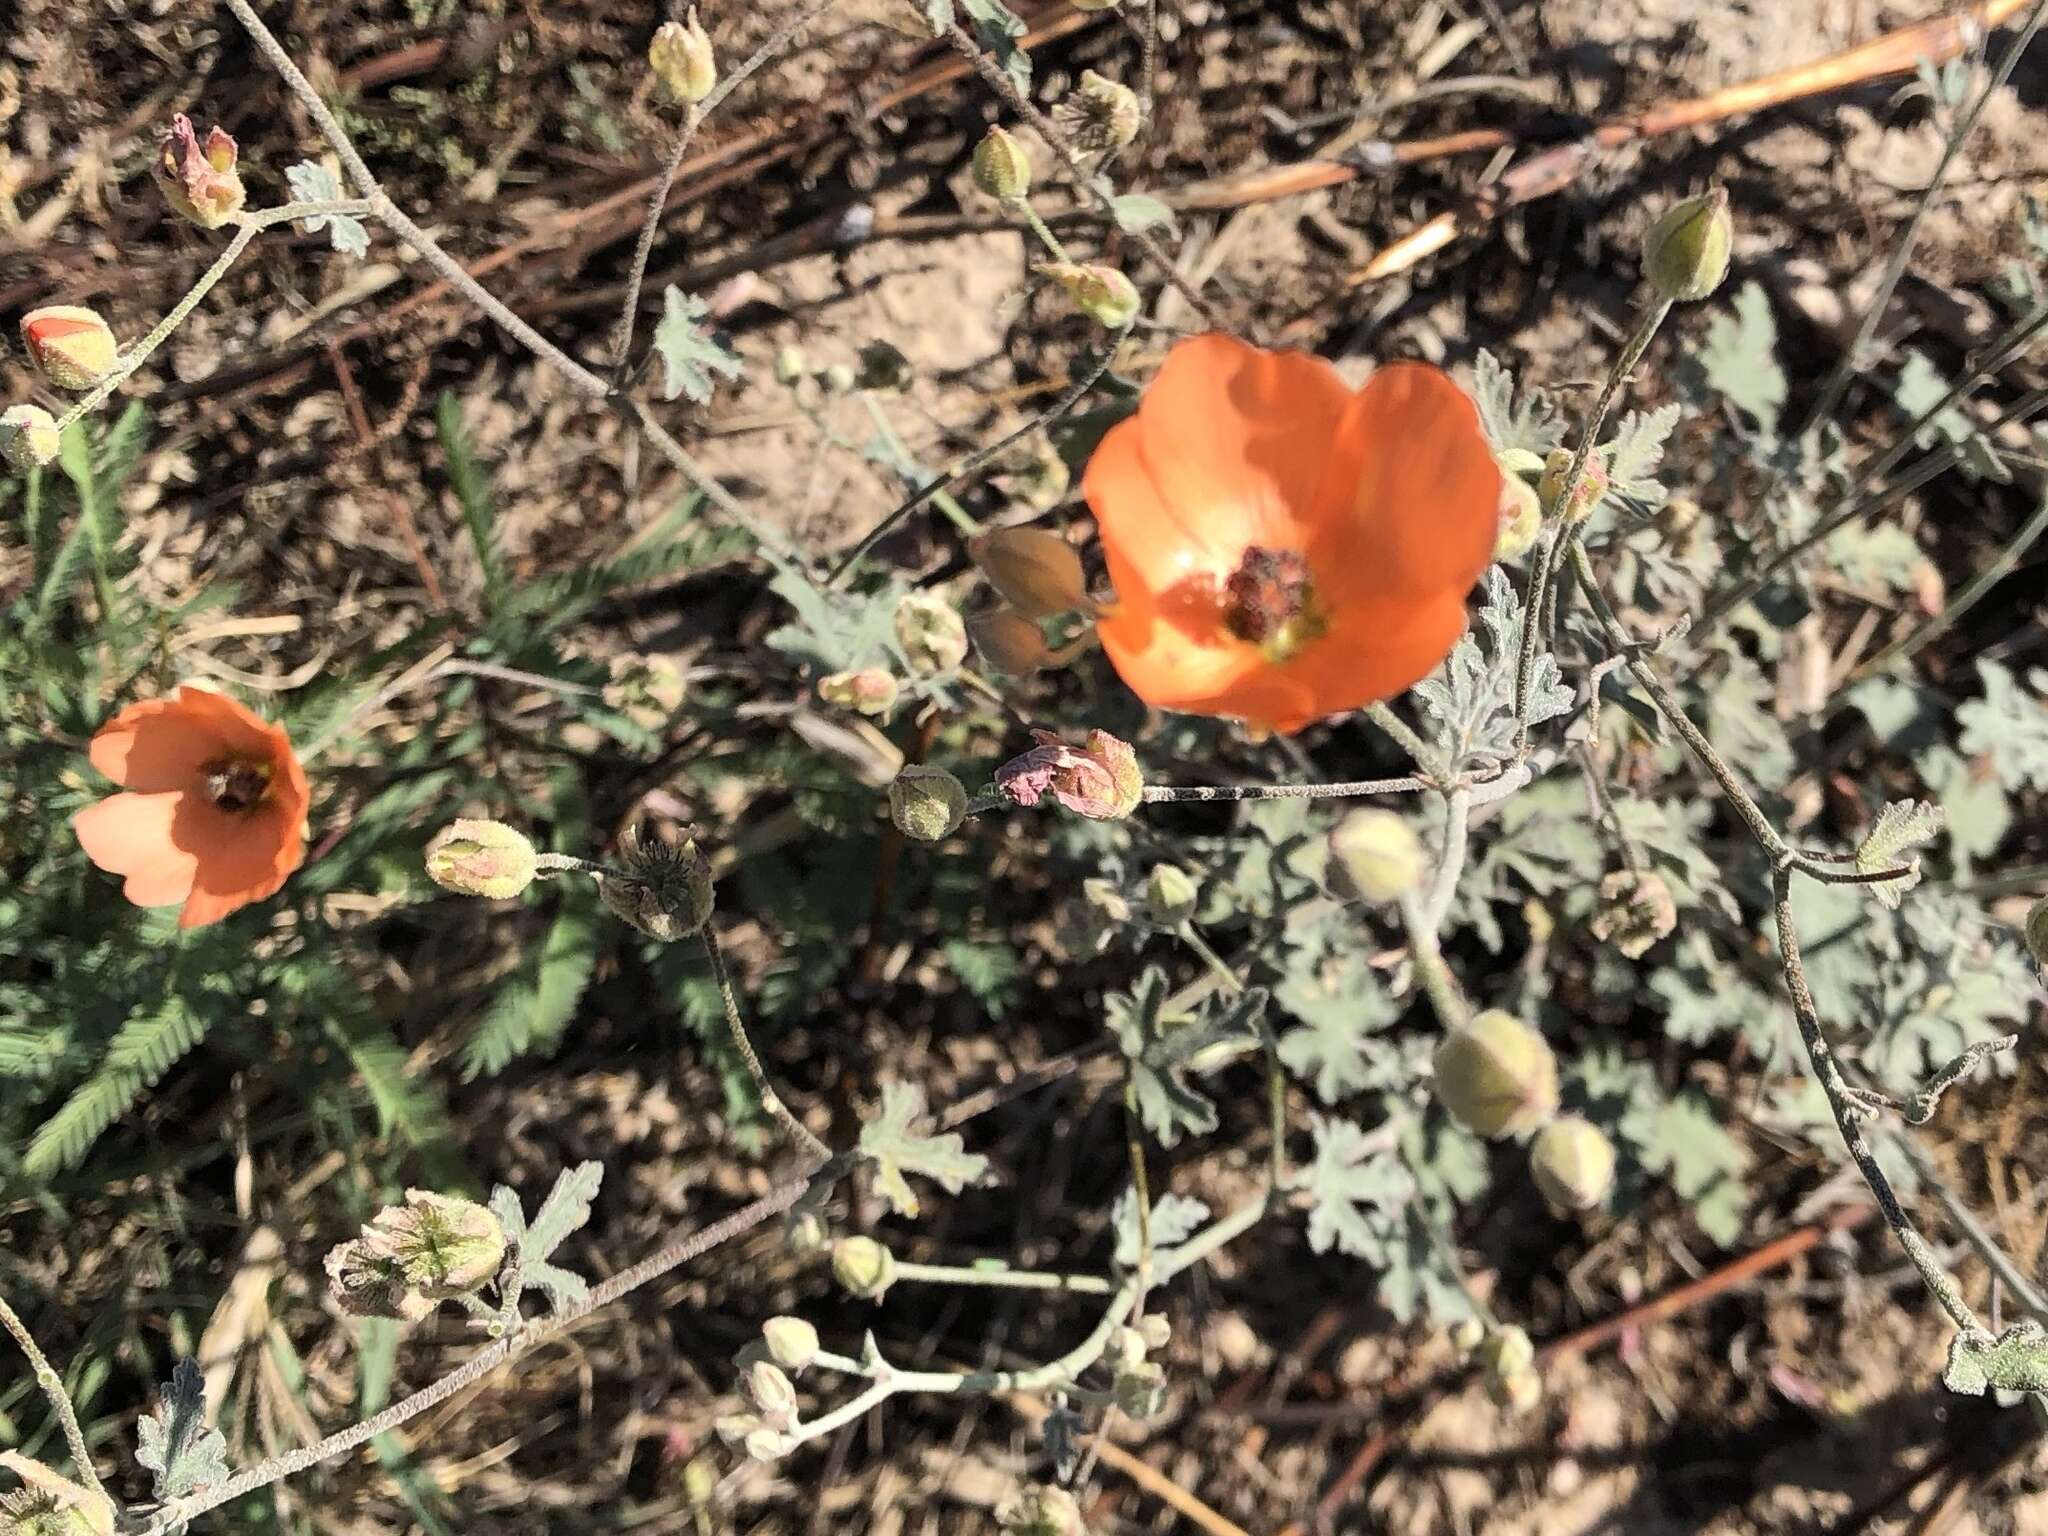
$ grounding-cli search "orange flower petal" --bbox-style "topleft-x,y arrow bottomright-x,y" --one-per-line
73,792 -> 200,908
88,700 -> 229,791
1308,361 -> 1499,607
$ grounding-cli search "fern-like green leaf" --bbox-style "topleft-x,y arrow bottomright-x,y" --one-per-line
436,391 -> 507,609
24,1001 -> 207,1176
461,893 -> 600,1078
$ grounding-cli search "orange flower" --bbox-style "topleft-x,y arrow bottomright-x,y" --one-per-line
1084,334 -> 1501,734
72,685 -> 309,929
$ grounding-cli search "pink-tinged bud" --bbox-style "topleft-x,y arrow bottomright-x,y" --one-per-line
818,667 -> 900,718
19,306 -> 118,392
153,115 -> 246,230
1538,448 -> 1609,525
424,819 -> 539,900
1037,262 -> 1141,328
0,403 -> 61,471
996,728 -> 1142,820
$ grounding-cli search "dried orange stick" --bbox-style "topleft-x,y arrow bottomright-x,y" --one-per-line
1169,0 -> 2027,273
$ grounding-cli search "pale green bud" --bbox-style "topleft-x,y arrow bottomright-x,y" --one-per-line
832,1235 -> 896,1299
1038,261 -> 1141,328
424,819 -> 539,900
1331,809 -> 1425,902
743,1360 -> 798,1422
762,1315 -> 820,1372
1529,1115 -> 1618,1213
649,12 -> 716,104
972,125 -> 1033,203
1432,1011 -> 1559,1139
1142,863 -> 1199,927
1642,187 -> 1733,303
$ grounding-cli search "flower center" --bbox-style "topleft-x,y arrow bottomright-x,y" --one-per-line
1221,546 -> 1326,661
204,757 -> 272,815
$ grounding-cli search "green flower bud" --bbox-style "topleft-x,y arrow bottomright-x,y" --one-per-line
824,361 -> 858,394
1142,863 -> 1199,927
1109,1326 -> 1149,1370
774,343 -> 808,384
1491,1365 -> 1542,1414
832,1235 -> 896,1300
1529,1115 -> 1618,1213
1448,1316 -> 1486,1357
2026,896 -> 2048,969
995,1484 -> 1085,1536
424,819 -> 539,900
1432,1011 -> 1559,1139
783,1210 -> 829,1255
743,1426 -> 794,1462
599,828 -> 715,941
1136,1313 -> 1171,1351
972,125 -> 1033,203
0,405 -> 61,472
762,1315 -> 820,1372
896,591 -> 970,672
1038,261 -> 1141,328
1538,447 -> 1609,525
1478,1324 -> 1534,1380
743,1360 -> 799,1422
889,765 -> 969,842
1331,809 -> 1425,903
681,1455 -> 718,1507
713,1413 -> 761,1449
1642,187 -> 1733,303
649,12 -> 716,104
325,1190 -> 506,1320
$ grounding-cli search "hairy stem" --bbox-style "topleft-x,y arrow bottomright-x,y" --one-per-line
701,925 -> 831,1163
0,1295 -> 107,1502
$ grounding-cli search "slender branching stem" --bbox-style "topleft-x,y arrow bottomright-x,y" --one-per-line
940,22 -> 1223,330
139,1169 -> 829,1534
0,1296 -> 107,1502
1143,775 -> 1429,803
826,327 -> 1130,584
890,1262 -> 1116,1296
1514,295 -> 1672,742
700,925 -> 831,1163
610,103 -> 702,383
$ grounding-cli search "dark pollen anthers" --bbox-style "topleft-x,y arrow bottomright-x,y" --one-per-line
1222,546 -> 1317,646
204,757 -> 272,815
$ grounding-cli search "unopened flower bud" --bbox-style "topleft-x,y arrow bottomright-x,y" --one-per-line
425,819 -> 539,899
153,114 -> 245,230
774,343 -> 809,385
381,1190 -> 508,1298
0,403 -> 60,471
713,1413 -> 761,1449
599,827 -> 714,941
1449,1316 -> 1486,1356
967,604 -> 1053,674
1529,1115 -> 1617,1213
996,1484 -> 1085,1536
1494,460 -> 1543,561
1136,1313 -> 1171,1351
1432,1011 -> 1559,1139
743,1361 -> 799,1422
1642,187 -> 1733,303
818,667 -> 900,718
784,1209 -> 829,1255
832,1235 -> 897,1299
824,361 -> 858,394
1331,809 -> 1425,903
1142,863 -> 1199,927
1112,1359 -> 1166,1418
1588,868 -> 1677,958
1478,1324 -> 1534,1380
889,765 -> 969,842
973,125 -> 1033,203
971,526 -> 1091,619
1538,447 -> 1609,525
649,12 -> 717,104
1491,1365 -> 1543,1414
1038,261 -> 1141,328
2026,896 -> 2048,969
20,306 -> 118,392
762,1316 -> 820,1373
895,591 -> 969,672
743,1426 -> 793,1462
1109,1326 -> 1149,1369
681,1455 -> 718,1507
1054,70 -> 1142,152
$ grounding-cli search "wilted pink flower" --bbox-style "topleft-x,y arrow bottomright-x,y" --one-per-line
153,114 -> 245,230
996,729 -> 1142,820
